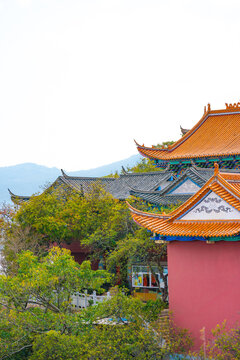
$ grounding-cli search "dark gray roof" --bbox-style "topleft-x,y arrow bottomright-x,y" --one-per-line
9,169 -> 175,203
129,166 -> 240,206
129,167 -> 213,206
8,189 -> 31,204
133,193 -> 191,206
58,170 -> 116,194
58,169 -> 176,200
107,170 -> 175,200
10,166 -> 240,205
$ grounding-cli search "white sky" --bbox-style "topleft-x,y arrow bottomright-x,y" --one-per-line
1,0 -> 240,171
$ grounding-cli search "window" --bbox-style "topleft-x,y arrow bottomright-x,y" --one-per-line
132,265 -> 167,288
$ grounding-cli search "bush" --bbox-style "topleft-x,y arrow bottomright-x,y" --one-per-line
192,321 -> 240,360
207,322 -> 240,360
30,331 -> 84,360
142,298 -> 167,322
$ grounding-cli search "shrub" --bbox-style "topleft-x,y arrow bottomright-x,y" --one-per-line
30,331 -> 84,360
193,321 -> 240,360
207,322 -> 240,360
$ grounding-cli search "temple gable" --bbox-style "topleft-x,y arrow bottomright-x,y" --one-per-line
181,191 -> 240,220
169,178 -> 200,195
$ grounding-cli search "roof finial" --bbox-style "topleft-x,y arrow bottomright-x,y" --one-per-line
180,126 -> 189,136
204,105 -> 206,114
214,162 -> 219,176
121,166 -> 128,175
225,102 -> 240,110
207,103 -> 211,112
8,188 -> 14,196
61,169 -> 69,178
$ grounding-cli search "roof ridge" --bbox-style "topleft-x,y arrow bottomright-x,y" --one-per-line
60,175 -> 115,181
8,188 -> 30,199
189,166 -> 209,181
60,168 -> 115,181
120,170 -> 173,177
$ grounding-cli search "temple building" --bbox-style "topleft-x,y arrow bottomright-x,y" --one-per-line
9,101 -> 240,325
135,102 -> 240,173
9,167 -> 176,204
129,166 -> 214,206
128,163 -> 240,346
128,101 -> 240,347
8,167 -> 174,295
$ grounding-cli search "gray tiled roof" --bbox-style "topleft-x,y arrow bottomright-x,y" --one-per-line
58,170 -> 116,194
129,166 -> 240,206
59,169 -> 175,200
10,166 -> 240,205
9,169 -> 175,203
107,170 -> 175,200
134,192 -> 191,206
8,189 -> 31,204
129,167 -> 213,206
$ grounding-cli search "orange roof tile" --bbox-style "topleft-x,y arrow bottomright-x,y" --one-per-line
136,105 -> 240,161
127,164 -> 240,239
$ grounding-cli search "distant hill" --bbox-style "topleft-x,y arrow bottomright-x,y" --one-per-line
1,154 -> 141,204
69,154 -> 141,177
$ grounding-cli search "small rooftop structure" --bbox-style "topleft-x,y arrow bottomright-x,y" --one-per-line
180,126 -> 189,136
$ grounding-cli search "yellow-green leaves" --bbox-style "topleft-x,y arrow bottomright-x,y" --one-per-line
0,247 -> 111,314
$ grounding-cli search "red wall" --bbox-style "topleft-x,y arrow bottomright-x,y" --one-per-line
168,241 -> 240,348
61,241 -> 99,270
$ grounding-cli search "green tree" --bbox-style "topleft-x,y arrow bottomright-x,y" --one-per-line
29,331 -> 85,360
0,249 -> 192,360
0,247 -> 111,313
0,247 -> 111,359
29,290 -> 193,360
126,158 -> 158,173
14,183 -> 133,252
106,227 -> 169,302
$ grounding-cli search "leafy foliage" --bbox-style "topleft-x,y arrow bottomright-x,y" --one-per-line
106,226 -> 168,302
0,247 -> 111,314
29,289 -> 193,360
0,248 -> 192,360
30,331 -> 84,360
193,321 -> 240,360
126,158 -> 158,173
154,141 -> 175,149
14,184 -> 134,255
0,247 -> 111,359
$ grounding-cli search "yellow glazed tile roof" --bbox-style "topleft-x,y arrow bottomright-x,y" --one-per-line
136,104 -> 240,160
127,164 -> 240,238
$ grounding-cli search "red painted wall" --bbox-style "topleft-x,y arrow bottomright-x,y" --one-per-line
168,241 -> 240,348
57,241 -> 99,270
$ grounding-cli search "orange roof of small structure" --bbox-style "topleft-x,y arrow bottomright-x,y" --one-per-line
136,103 -> 240,161
127,164 -> 240,239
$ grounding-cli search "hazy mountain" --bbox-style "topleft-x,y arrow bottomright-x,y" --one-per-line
69,154 -> 141,177
1,154 -> 141,204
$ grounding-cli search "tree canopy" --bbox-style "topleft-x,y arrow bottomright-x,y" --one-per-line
13,183 -> 133,249
0,248 -> 194,360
